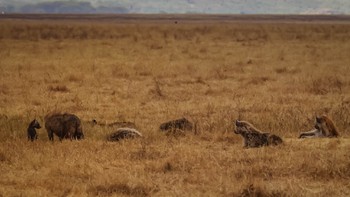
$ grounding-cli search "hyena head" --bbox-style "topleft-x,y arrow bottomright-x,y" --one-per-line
30,119 -> 41,129
314,116 -> 324,130
234,120 -> 250,134
314,115 -> 339,137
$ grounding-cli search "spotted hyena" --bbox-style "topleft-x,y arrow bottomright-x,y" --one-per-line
45,113 -> 84,141
299,115 -> 339,138
107,128 -> 142,142
159,118 -> 193,132
27,119 -> 41,141
234,120 -> 283,148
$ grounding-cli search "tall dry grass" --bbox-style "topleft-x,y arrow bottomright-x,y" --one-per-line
0,16 -> 349,196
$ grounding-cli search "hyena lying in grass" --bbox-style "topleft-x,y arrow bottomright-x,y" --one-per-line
299,115 -> 339,138
107,128 -> 142,141
45,113 -> 84,141
27,119 -> 41,141
159,117 -> 194,136
234,120 -> 283,148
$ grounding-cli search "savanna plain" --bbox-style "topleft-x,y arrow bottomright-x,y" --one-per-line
0,15 -> 350,196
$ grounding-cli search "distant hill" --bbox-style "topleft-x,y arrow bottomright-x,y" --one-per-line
1,0 -> 349,14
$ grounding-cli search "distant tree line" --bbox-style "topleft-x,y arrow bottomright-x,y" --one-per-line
1,1 -> 129,14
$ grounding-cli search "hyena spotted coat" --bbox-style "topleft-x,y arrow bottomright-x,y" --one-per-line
299,115 -> 339,138
159,118 -> 193,132
107,128 -> 142,142
234,120 -> 283,148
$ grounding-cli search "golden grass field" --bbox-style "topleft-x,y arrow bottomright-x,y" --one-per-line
0,14 -> 350,196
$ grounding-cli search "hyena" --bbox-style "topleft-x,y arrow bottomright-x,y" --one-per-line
27,119 -> 41,141
267,134 -> 284,145
234,120 -> 283,148
159,118 -> 193,132
299,115 -> 339,138
45,113 -> 84,141
107,128 -> 142,141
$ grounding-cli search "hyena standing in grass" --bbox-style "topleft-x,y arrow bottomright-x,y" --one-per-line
234,120 -> 283,148
45,113 -> 84,141
299,115 -> 339,138
27,119 -> 41,141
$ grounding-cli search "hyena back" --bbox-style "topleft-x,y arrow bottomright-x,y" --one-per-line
107,128 -> 142,142
234,120 -> 282,148
159,118 -> 193,131
45,113 -> 84,141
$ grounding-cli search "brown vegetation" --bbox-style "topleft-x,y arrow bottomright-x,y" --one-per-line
0,15 -> 349,196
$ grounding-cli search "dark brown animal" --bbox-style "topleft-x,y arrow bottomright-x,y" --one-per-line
107,128 -> 142,141
159,118 -> 193,132
27,119 -> 41,141
45,113 -> 84,141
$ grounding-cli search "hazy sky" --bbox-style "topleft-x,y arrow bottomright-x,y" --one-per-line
1,0 -> 350,14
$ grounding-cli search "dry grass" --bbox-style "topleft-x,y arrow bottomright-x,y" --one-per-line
0,16 -> 350,196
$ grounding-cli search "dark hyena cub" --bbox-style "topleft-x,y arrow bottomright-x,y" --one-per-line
27,119 -> 41,141
234,120 -> 283,148
159,117 -> 194,136
159,118 -> 193,131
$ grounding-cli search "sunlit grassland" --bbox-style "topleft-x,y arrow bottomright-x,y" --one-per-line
0,17 -> 349,196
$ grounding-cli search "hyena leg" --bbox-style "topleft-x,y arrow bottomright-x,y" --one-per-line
67,132 -> 73,141
299,129 -> 320,138
48,130 -> 54,141
243,138 -> 249,148
59,130 -> 66,142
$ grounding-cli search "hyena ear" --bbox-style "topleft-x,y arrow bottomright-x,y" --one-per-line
235,120 -> 240,126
